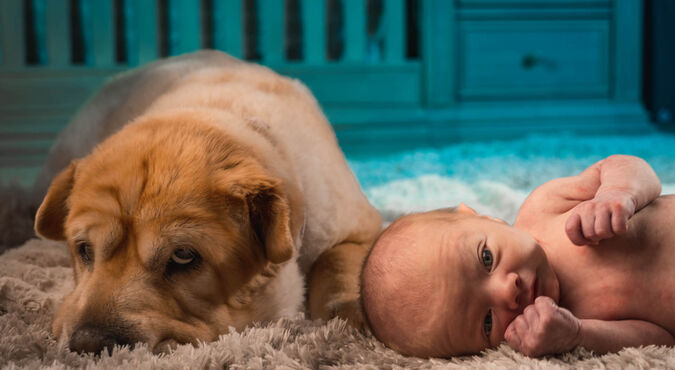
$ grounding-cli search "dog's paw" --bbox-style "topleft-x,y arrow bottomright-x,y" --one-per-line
152,338 -> 180,355
327,298 -> 365,331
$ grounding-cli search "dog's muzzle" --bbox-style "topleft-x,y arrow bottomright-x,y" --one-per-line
68,324 -> 136,355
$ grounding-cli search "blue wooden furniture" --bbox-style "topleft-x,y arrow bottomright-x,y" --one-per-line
0,0 -> 651,185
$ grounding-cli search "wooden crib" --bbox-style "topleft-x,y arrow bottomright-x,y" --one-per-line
0,0 -> 650,185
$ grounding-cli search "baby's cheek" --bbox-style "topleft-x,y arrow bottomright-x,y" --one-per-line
496,327 -> 508,346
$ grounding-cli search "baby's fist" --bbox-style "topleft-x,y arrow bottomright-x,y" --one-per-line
565,189 -> 636,246
504,296 -> 581,357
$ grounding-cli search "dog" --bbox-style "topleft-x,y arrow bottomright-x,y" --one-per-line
33,50 -> 382,355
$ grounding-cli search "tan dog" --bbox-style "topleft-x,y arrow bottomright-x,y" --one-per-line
33,50 -> 381,355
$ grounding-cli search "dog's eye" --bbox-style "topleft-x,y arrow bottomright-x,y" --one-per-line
77,242 -> 93,264
170,248 -> 197,265
166,248 -> 201,277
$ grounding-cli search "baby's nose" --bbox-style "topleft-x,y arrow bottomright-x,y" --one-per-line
495,272 -> 521,311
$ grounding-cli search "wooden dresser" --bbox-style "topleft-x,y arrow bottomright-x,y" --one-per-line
0,0 -> 651,184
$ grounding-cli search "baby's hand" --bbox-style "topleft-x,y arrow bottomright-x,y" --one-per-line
504,296 -> 581,357
564,189 -> 636,246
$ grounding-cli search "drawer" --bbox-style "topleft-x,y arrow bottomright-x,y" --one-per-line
458,20 -> 610,100
458,0 -> 610,5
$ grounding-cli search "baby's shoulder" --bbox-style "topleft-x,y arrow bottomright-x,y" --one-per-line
515,174 -> 598,228
514,189 -> 568,230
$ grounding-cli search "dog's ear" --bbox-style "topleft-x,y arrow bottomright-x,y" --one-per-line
35,161 -> 78,240
247,185 -> 294,264
223,167 -> 294,264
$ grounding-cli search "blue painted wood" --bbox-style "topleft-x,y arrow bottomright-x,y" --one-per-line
422,0 -> 456,107
277,63 -> 421,105
459,0 -> 610,6
0,0 -> 654,185
613,0 -> 642,102
457,8 -> 611,20
456,0 -> 612,20
384,0 -> 404,63
170,0 -> 201,55
122,0 -> 136,65
133,0 -> 159,64
259,0 -> 284,64
83,0 -> 114,66
344,0 -> 366,62
45,0 -> 70,66
301,0 -> 326,63
79,0 -> 91,64
458,20 -> 609,99
32,0 -> 47,64
213,0 -> 243,58
0,0 -> 24,67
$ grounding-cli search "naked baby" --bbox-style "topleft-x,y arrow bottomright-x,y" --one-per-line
361,155 -> 675,357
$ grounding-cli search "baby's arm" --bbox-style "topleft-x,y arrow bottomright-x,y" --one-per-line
565,155 -> 661,245
505,297 -> 675,357
578,318 -> 675,354
517,155 -> 661,245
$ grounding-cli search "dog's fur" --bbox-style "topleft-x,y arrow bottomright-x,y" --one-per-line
32,50 -> 381,354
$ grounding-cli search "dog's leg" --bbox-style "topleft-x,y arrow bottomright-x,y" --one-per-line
307,241 -> 371,330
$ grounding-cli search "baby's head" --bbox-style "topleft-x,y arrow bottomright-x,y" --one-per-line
361,204 -> 559,357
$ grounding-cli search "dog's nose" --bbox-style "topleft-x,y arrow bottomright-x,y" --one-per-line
69,325 -> 133,355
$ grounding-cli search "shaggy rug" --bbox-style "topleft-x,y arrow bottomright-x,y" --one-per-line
1,240 -> 674,369
3,133 -> 675,369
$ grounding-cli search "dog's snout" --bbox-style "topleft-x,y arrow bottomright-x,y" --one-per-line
69,325 -> 134,355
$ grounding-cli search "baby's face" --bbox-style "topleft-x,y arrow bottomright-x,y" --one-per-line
407,211 -> 560,356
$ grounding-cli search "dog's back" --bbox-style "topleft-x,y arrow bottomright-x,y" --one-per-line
33,51 -> 240,199
34,50 -> 380,271
140,54 -> 380,271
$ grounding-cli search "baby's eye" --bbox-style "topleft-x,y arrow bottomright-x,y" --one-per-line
483,310 -> 493,338
481,248 -> 493,271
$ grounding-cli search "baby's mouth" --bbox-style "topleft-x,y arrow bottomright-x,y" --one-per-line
530,276 -> 539,305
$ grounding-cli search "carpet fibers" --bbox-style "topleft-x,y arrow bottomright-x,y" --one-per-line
1,239 -> 674,369
5,134 -> 675,368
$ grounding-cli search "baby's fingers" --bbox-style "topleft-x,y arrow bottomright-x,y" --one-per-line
565,213 -> 592,246
593,207 -> 613,240
580,210 -> 597,243
505,319 -> 525,351
504,322 -> 520,349
610,205 -> 630,236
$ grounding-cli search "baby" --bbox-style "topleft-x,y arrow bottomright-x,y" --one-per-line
361,155 -> 675,357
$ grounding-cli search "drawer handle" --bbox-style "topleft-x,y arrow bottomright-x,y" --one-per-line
521,53 -> 557,70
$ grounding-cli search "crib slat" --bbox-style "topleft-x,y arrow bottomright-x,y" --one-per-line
344,0 -> 365,62
134,0 -> 158,64
259,0 -> 284,64
45,0 -> 69,66
170,0 -> 201,55
301,0 -> 325,64
384,0 -> 404,63
33,0 -> 46,64
83,0 -> 114,66
122,0 -> 136,65
0,0 -> 25,67
213,0 -> 242,58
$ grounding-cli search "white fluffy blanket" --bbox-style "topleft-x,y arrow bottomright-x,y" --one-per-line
1,239 -> 674,369
3,134 -> 675,368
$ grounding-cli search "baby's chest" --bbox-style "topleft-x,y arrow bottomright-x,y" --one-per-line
556,245 -> 675,325
563,272 -> 645,320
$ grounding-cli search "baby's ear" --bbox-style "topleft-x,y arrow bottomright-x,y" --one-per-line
457,203 -> 478,216
485,216 -> 508,224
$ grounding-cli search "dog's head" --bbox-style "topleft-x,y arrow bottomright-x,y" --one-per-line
35,115 -> 295,354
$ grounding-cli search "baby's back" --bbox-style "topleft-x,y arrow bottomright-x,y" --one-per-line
520,195 -> 675,337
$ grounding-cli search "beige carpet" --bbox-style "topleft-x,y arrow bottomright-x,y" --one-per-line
1,239 -> 674,369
